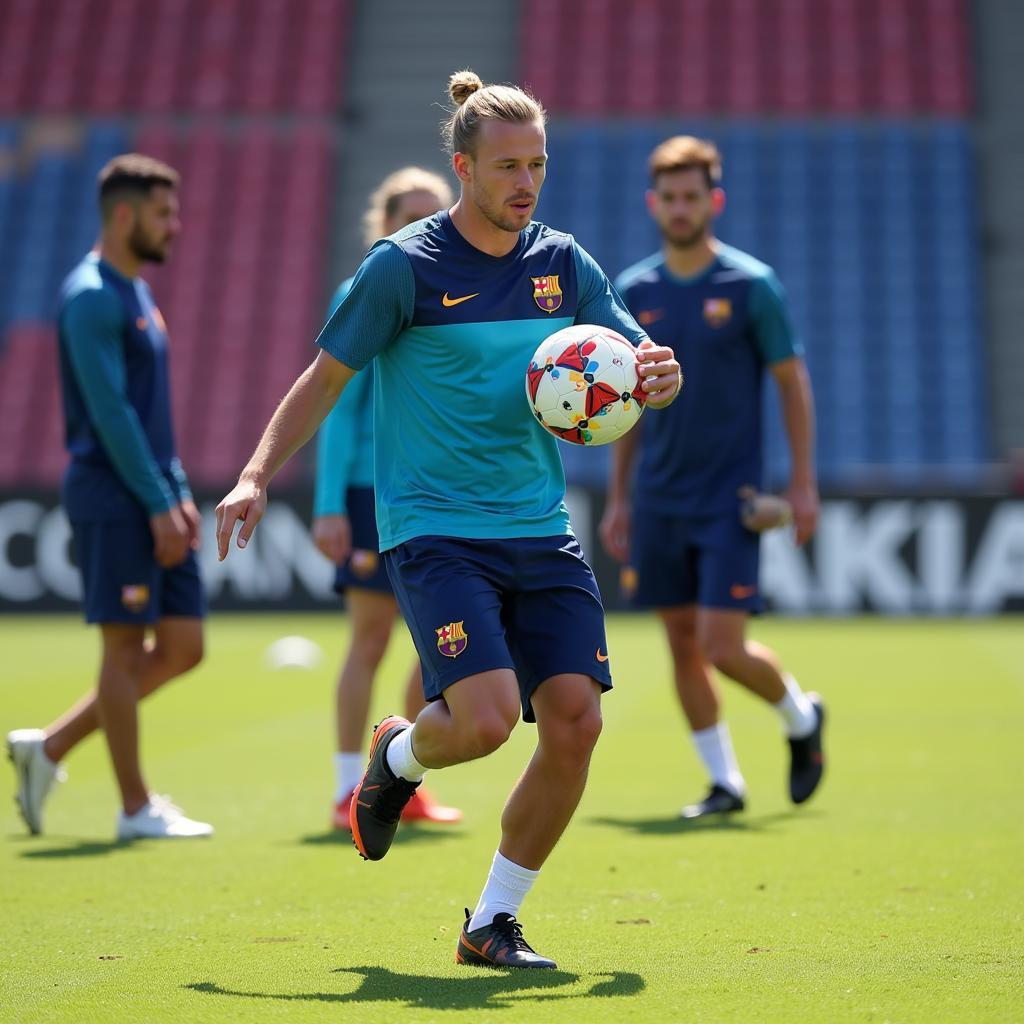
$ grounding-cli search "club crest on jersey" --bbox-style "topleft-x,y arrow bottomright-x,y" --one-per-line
436,621 -> 468,658
121,584 -> 150,613
703,298 -> 732,327
531,275 -> 563,313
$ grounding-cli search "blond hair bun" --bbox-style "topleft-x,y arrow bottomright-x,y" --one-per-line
448,70 -> 484,107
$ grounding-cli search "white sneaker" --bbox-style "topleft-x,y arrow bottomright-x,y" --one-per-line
7,728 -> 66,835
116,794 -> 214,840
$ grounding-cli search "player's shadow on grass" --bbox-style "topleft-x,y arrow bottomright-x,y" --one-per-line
590,809 -> 817,835
16,838 -> 137,859
186,966 -> 644,1009
589,813 -> 753,835
298,824 -> 463,849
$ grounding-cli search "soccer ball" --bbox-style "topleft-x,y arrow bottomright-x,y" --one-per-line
526,324 -> 647,445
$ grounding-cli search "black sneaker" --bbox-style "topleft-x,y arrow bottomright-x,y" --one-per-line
788,693 -> 826,804
350,716 -> 419,861
456,909 -> 557,969
680,783 -> 745,819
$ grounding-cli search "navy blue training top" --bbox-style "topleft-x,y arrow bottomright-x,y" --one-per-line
615,244 -> 801,516
57,252 -> 189,521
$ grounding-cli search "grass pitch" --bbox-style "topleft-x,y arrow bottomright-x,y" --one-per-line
2,613 -> 1022,1023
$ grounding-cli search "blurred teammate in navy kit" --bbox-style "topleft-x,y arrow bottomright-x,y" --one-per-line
7,155 -> 212,841
601,136 -> 827,819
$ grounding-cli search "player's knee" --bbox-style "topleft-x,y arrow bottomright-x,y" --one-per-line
572,703 -> 603,757
665,621 -> 701,661
101,630 -> 146,675
177,633 -> 204,674
466,712 -> 516,758
703,639 -> 743,677
349,624 -> 391,668
547,702 -> 603,771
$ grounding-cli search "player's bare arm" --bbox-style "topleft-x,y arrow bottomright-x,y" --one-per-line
770,355 -> 819,545
636,339 -> 682,407
216,350 -> 355,560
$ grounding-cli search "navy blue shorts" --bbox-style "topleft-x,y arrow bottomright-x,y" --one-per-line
627,506 -> 762,613
70,514 -> 206,625
333,486 -> 392,596
383,535 -> 612,723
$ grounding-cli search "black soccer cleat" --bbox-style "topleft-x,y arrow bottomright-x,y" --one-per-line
349,716 -> 420,861
456,909 -> 557,969
788,692 -> 826,805
680,783 -> 746,820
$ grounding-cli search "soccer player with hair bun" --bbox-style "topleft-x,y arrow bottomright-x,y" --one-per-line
215,70 -> 681,968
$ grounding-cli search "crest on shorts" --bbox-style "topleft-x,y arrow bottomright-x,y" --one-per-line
436,620 -> 468,658
349,549 -> 379,579
531,275 -> 563,313
121,584 -> 150,613
703,298 -> 732,327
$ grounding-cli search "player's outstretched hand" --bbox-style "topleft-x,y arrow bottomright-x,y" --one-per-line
215,477 -> 267,561
150,506 -> 191,568
312,515 -> 352,565
636,340 -> 682,408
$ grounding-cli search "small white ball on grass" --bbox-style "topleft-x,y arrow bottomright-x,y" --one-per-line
264,635 -> 323,671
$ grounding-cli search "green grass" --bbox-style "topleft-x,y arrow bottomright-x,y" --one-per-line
2,614 -> 1022,1023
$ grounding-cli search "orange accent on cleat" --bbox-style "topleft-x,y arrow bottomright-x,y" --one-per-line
349,715 -> 417,862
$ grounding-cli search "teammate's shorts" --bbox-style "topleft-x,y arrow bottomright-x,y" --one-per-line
333,486 -> 391,596
70,513 -> 206,625
627,506 -> 763,613
383,534 -> 612,723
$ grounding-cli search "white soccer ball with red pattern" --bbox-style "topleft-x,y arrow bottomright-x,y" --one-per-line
525,324 -> 647,446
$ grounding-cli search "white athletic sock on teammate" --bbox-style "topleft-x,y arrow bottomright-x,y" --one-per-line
335,752 -> 364,800
469,850 -> 539,931
692,722 -> 746,798
774,674 -> 817,738
385,726 -> 427,783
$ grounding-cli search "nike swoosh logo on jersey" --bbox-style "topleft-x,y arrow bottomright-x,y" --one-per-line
596,648 -> 609,662
442,292 -> 480,307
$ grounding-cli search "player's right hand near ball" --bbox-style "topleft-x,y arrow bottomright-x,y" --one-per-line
312,515 -> 352,565
215,475 -> 267,561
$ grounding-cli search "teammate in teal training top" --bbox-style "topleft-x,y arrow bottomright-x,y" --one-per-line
312,166 -> 461,831
216,71 -> 681,970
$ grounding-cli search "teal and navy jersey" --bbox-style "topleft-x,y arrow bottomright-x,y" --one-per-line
316,210 -> 647,550
312,277 -> 375,517
615,244 -> 801,516
57,253 -> 190,520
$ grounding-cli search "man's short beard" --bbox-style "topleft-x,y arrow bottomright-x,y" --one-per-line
663,224 -> 707,250
128,224 -> 167,263
473,184 -> 524,234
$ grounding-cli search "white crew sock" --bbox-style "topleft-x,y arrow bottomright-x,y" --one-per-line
692,722 -> 746,798
774,674 -> 817,739
468,851 -> 540,931
385,725 -> 427,783
335,752 -> 364,801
